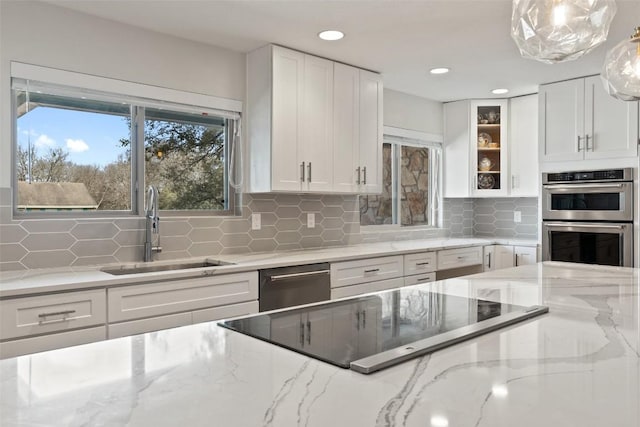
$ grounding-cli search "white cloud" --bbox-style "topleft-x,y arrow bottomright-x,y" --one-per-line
66,138 -> 89,153
35,134 -> 56,148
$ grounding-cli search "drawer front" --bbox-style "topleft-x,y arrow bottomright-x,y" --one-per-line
0,289 -> 106,340
331,256 -> 404,288
108,271 -> 258,323
437,246 -> 483,270
403,272 -> 436,287
0,326 -> 106,360
192,301 -> 259,324
108,312 -> 191,339
331,277 -> 404,300
404,252 -> 437,275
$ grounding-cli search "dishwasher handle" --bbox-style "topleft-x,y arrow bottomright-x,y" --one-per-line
268,269 -> 330,282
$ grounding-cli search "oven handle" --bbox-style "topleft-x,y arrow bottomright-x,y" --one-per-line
543,183 -> 625,192
544,222 -> 626,231
269,270 -> 330,282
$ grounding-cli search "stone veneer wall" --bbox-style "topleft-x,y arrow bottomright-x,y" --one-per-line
0,186 -> 537,271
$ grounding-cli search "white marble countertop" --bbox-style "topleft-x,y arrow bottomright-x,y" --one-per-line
1,261 -> 637,427
0,237 -> 538,298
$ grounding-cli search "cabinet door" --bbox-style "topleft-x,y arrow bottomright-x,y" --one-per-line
301,54 -> 334,192
472,100 -> 509,197
443,101 -> 471,197
509,94 -> 539,197
357,298 -> 383,356
494,245 -> 515,269
514,246 -> 537,266
272,46 -> 304,191
483,245 -> 496,271
270,312 -> 303,350
584,75 -> 639,160
333,63 -> 360,193
539,79 -> 584,162
305,309 -> 334,360
358,69 -> 383,194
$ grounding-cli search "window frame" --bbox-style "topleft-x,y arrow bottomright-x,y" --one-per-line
10,63 -> 242,219
360,126 -> 443,230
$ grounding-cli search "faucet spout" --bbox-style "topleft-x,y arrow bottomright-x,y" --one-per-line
144,185 -> 161,262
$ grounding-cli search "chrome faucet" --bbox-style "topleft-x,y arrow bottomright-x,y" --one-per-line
144,185 -> 162,262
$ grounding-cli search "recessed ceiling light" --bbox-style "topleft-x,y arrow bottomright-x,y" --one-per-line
429,67 -> 450,75
318,30 -> 344,41
491,88 -> 509,95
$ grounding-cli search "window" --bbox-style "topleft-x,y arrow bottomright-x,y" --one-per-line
360,133 -> 441,227
12,75 -> 240,216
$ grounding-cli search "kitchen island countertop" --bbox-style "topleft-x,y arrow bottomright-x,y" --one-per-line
1,261 -> 638,427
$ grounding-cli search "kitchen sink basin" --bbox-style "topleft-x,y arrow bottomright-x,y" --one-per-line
101,260 -> 235,275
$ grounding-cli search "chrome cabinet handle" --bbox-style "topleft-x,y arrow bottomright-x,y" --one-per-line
364,268 -> 380,274
356,167 -> 361,184
417,276 -> 431,282
511,175 -> 516,189
515,254 -> 519,267
356,311 -> 361,330
363,166 -> 367,185
307,162 -> 312,183
361,310 -> 366,329
577,135 -> 582,152
306,319 -> 311,345
586,134 -> 592,151
415,262 -> 431,266
487,252 -> 492,269
299,322 -> 305,346
300,162 -> 305,182
38,309 -> 76,325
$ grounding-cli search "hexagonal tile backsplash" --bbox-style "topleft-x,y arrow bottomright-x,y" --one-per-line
0,186 -> 537,271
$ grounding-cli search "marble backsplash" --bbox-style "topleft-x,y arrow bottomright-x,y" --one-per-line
0,186 -> 538,271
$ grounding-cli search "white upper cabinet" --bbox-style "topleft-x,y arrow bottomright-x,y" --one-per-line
444,99 -> 513,198
247,45 -> 382,194
540,76 -> 638,162
509,94 -> 539,197
333,64 -> 383,194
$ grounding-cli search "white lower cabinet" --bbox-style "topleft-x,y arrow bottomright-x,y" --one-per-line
403,272 -> 436,287
107,271 -> 259,338
484,245 -> 538,271
514,246 -> 537,266
331,277 -> 404,299
437,246 -> 483,270
331,255 -> 404,288
0,289 -> 107,359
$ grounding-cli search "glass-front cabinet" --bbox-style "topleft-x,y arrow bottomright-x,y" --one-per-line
471,100 -> 508,197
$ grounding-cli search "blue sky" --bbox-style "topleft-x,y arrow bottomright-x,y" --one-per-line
17,107 -> 130,167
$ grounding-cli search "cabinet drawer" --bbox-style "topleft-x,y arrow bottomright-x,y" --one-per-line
108,312 -> 191,339
192,301 -> 259,324
331,277 -> 404,300
404,252 -> 437,275
0,326 -> 106,359
403,272 -> 436,287
437,246 -> 483,270
0,289 -> 106,340
108,271 -> 258,323
331,256 -> 403,288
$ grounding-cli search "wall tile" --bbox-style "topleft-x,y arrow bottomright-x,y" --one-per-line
114,229 -> 145,246
0,225 -> 27,242
71,240 -> 118,257
21,220 -> 76,233
22,233 -> 76,251
71,222 -> 119,240
0,244 -> 27,262
21,251 -> 76,269
189,242 -> 223,257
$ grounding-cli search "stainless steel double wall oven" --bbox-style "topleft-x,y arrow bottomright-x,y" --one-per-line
542,168 -> 634,267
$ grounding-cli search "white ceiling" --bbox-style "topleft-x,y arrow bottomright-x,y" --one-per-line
44,0 -> 640,102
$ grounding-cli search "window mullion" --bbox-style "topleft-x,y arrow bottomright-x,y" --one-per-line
134,106 -> 145,215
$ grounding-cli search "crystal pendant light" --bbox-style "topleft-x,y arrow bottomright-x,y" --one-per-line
511,0 -> 617,64
602,27 -> 640,101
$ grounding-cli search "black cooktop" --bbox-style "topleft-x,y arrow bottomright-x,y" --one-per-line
219,285 -> 547,374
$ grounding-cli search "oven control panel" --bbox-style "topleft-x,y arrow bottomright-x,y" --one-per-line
544,168 -> 631,184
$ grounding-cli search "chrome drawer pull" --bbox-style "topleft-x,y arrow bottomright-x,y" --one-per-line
417,277 -> 431,282
415,262 -> 431,266
364,268 -> 380,273
38,309 -> 76,325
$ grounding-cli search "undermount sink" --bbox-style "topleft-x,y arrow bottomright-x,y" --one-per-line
101,260 -> 235,275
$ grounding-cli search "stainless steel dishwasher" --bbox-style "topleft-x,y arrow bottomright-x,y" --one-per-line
259,263 -> 330,312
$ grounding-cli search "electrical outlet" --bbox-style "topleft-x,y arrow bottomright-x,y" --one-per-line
307,213 -> 315,228
514,211 -> 522,223
251,213 -> 261,230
